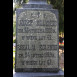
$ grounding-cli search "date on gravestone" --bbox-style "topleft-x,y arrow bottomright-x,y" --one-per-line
15,9 -> 59,72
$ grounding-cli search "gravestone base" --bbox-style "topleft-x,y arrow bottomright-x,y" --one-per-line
13,69 -> 64,77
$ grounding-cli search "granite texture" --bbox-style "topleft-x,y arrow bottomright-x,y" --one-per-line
15,0 -> 59,72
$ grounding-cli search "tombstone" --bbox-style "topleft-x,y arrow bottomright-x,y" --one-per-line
15,0 -> 60,73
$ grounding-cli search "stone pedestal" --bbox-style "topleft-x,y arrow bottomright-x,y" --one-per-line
15,0 -> 59,72
13,69 -> 64,77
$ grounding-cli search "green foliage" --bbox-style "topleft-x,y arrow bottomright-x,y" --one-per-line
13,38 -> 16,43
13,21 -> 16,36
13,15 -> 16,43
16,0 -> 29,5
20,0 -> 28,3
13,47 -> 15,68
13,57 -> 15,68
49,0 -> 64,33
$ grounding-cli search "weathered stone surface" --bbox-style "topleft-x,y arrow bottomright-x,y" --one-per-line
15,0 -> 59,72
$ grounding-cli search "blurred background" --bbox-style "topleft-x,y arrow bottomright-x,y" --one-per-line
13,0 -> 64,71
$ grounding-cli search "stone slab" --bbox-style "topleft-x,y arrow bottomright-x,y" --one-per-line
15,0 -> 59,72
15,8 -> 59,72
13,69 -> 64,77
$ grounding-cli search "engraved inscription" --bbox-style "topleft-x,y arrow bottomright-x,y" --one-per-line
16,10 -> 58,69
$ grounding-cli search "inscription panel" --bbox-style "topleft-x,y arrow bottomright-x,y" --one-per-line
16,9 -> 59,72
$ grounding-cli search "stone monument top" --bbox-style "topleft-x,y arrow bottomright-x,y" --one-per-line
28,0 -> 47,4
22,0 -> 53,9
